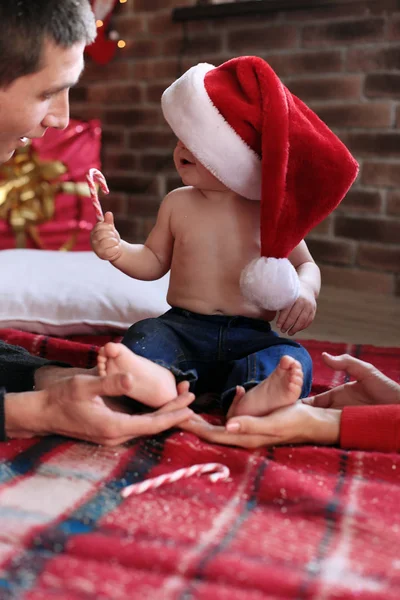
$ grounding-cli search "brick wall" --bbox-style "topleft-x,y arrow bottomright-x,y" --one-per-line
71,0 -> 400,296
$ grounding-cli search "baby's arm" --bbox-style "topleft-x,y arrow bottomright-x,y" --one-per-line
91,193 -> 174,281
276,241 -> 320,335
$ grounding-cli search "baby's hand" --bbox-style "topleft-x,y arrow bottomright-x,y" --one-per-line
276,283 -> 317,335
90,211 -> 122,262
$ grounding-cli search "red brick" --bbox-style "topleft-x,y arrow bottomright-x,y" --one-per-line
266,51 -> 342,77
129,130 -> 175,151
388,14 -> 400,40
114,217 -> 143,242
107,175 -> 157,195
311,216 -> 333,236
139,153 -> 172,173
346,132 -> 400,157
396,276 -> 400,296
125,195 -> 161,218
141,216 -> 159,239
69,87 -> 87,103
215,13 -> 280,30
357,243 -> 400,272
124,39 -> 160,59
365,73 -> 400,98
287,75 -> 362,102
286,2 -> 384,21
87,84 -> 142,104
387,191 -> 400,216
104,108 -> 161,127
139,59 -> 178,80
166,173 -> 183,194
362,162 -> 400,187
113,15 -> 145,37
134,0 -> 189,11
319,264 -> 394,294
347,46 -> 400,71
100,192 -> 127,216
103,151 -> 137,171
102,129 -> 125,148
312,102 -> 392,129
228,25 -> 298,52
337,189 -> 382,213
82,61 -> 130,82
145,83 -> 167,104
70,106 -> 104,122
147,13 -> 181,35
173,33 -> 222,57
302,18 -> 385,47
305,237 -> 355,266
335,215 -> 400,244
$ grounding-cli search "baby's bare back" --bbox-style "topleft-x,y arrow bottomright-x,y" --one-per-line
166,187 -> 276,321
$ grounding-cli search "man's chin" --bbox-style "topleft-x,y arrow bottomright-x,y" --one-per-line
0,148 -> 16,165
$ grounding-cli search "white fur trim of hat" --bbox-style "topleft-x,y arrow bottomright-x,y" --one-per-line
161,63 -> 261,201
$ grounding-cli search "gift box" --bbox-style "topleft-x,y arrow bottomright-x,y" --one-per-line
0,119 -> 102,251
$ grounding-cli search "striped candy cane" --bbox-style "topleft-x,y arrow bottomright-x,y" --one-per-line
86,168 -> 109,222
121,463 -> 230,498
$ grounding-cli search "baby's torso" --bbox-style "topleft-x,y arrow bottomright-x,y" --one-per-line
166,187 -> 276,321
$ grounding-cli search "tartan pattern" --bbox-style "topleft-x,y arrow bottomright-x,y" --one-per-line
0,329 -> 398,599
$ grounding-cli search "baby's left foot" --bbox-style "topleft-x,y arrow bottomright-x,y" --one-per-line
227,355 -> 303,419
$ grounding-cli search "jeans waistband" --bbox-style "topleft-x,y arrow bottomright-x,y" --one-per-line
167,307 -> 272,331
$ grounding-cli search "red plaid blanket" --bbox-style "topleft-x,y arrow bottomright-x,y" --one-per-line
0,329 -> 399,599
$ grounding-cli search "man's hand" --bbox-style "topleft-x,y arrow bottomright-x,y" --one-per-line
91,211 -> 122,262
276,282 -> 317,335
181,402 -> 341,449
303,352 -> 400,409
5,373 -> 194,446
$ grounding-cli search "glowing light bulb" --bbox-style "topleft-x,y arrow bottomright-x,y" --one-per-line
117,40 -> 126,49
96,19 -> 104,27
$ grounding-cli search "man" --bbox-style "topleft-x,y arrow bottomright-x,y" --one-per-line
0,0 -> 194,444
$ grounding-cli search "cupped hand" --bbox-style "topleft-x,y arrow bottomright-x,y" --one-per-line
90,211 -> 122,262
6,374 -> 194,445
276,282 -> 317,335
303,353 -> 400,409
181,401 -> 341,449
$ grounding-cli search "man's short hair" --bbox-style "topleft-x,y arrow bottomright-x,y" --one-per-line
0,0 -> 96,87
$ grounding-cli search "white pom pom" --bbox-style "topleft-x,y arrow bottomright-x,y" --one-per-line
240,257 -> 300,311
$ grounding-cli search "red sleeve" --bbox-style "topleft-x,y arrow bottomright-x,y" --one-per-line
340,405 -> 400,452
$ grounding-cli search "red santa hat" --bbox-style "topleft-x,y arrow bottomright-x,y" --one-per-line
161,56 -> 358,311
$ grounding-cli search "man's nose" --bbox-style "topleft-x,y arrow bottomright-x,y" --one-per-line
42,93 -> 70,131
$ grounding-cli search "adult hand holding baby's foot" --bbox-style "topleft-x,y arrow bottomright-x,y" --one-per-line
227,355 -> 303,419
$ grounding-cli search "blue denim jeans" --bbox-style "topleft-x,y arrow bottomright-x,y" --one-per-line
122,307 -> 312,411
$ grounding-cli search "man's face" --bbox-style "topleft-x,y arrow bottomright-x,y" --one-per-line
0,38 -> 85,164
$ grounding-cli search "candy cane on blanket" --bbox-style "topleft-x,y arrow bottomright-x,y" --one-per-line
121,463 -> 230,498
86,168 -> 109,221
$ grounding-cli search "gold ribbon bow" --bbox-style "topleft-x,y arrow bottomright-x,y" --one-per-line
0,145 -> 91,250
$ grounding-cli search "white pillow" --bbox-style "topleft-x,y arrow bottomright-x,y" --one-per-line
0,249 -> 170,336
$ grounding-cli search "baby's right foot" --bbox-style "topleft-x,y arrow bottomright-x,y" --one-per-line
97,342 -> 178,408
227,355 -> 303,419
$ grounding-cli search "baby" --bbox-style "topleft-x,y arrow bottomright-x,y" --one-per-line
91,56 -> 358,420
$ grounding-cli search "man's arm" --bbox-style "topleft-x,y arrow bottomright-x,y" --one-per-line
2,374 -> 194,445
0,341 -> 69,393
